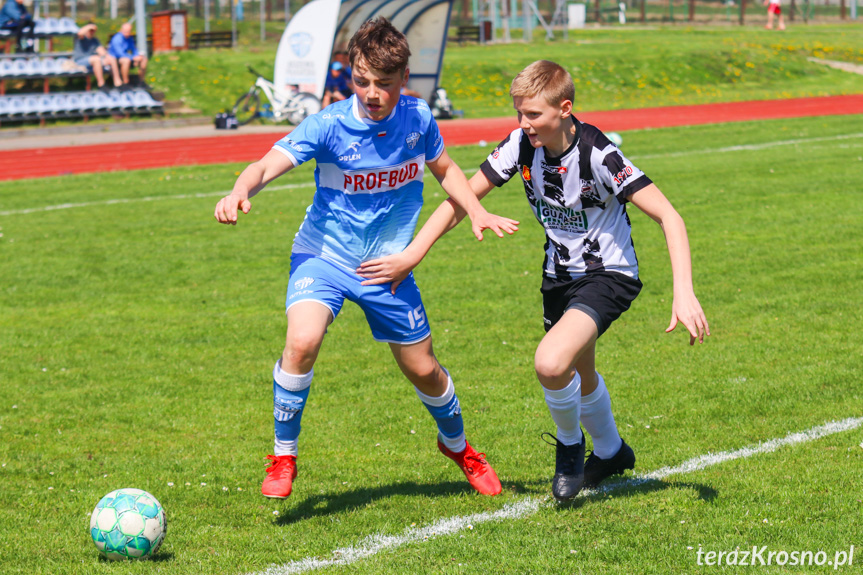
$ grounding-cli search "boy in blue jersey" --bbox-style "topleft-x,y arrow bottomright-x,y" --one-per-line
214,17 -> 518,499
359,60 -> 710,502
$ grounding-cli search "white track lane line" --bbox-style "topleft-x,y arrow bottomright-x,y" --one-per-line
249,416 -> 863,575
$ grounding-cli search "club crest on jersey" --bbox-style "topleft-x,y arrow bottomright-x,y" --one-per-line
405,132 -> 421,150
522,165 -> 532,181
293,277 -> 315,290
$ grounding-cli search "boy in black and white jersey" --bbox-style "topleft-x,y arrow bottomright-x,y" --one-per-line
357,60 -> 710,501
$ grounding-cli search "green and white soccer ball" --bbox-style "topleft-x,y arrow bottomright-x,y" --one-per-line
89,488 -> 167,560
607,132 -> 623,147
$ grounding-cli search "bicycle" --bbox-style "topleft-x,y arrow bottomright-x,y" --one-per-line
232,65 -> 321,126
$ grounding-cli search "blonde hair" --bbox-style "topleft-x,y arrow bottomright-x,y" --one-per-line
509,60 -> 574,107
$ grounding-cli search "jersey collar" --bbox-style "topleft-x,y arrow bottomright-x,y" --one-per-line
351,95 -> 399,126
545,115 -> 582,161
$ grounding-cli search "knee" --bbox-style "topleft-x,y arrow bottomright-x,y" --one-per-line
403,358 -> 440,387
283,331 -> 322,367
534,350 -> 571,384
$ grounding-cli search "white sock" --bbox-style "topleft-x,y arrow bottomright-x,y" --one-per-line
580,372 -> 622,459
543,374 -> 583,446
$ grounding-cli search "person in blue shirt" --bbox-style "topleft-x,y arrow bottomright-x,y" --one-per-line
214,17 -> 518,501
108,23 -> 148,88
73,23 -> 122,91
1,0 -> 34,52
321,60 -> 352,107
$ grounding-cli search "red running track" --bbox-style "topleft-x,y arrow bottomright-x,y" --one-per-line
2,94 -> 861,181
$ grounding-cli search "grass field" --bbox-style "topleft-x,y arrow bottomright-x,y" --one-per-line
1,113 -> 862,574
36,23 -> 863,120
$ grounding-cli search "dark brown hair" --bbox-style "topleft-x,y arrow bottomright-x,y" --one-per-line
348,17 -> 411,75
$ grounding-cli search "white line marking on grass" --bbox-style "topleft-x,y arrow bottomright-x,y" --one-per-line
0,183 -> 317,217
0,172 -> 451,217
5,132 -> 862,218
249,416 -> 862,575
253,498 -> 542,575
630,132 -> 863,161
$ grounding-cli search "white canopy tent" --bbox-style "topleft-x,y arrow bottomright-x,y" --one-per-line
273,0 -> 454,103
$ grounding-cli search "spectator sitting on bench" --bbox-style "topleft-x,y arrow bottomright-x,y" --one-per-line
1,0 -> 35,53
74,23 -> 122,92
321,60 -> 352,107
109,22 -> 148,88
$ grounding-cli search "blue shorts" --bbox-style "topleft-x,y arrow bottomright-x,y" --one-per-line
286,253 -> 431,344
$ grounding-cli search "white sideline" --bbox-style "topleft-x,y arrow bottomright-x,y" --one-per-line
630,132 -> 863,161
249,416 -> 863,575
2,132 -> 862,218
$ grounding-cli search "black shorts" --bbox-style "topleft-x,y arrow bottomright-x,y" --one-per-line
541,271 -> 642,336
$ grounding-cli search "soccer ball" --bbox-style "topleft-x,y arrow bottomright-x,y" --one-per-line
89,488 -> 167,560
607,132 -> 623,147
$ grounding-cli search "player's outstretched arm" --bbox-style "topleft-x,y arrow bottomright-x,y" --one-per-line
629,183 -> 711,345
214,149 -> 295,225
357,171 -> 500,293
426,150 -> 519,241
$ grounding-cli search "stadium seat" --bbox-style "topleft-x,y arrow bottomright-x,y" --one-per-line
39,57 -> 59,75
47,93 -> 68,116
107,90 -> 125,111
79,91 -> 96,113
7,95 -> 27,117
57,18 -> 78,35
0,59 -> 15,77
91,91 -> 112,112
62,92 -> 83,116
11,59 -> 29,76
131,89 -> 161,112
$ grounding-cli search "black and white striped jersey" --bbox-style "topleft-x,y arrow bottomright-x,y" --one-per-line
480,118 -> 652,283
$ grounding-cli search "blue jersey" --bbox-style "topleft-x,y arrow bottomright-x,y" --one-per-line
273,95 -> 444,270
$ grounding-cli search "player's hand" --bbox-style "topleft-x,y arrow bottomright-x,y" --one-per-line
214,193 -> 251,225
356,251 -> 419,295
469,209 -> 519,241
666,293 -> 710,345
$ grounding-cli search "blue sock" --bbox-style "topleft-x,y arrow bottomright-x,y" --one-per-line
272,361 -> 312,456
415,369 -> 466,452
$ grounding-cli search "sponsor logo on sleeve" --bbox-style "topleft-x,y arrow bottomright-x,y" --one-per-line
280,138 -> 304,153
612,165 -> 634,185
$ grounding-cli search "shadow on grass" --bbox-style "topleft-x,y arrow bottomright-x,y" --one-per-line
275,479 -> 535,526
552,476 -> 718,510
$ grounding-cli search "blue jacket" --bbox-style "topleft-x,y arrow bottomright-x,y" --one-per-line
1,0 -> 29,26
108,31 -> 138,59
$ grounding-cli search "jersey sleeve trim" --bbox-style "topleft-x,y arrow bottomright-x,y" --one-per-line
271,145 -> 300,167
480,160 -> 508,187
617,174 -> 653,203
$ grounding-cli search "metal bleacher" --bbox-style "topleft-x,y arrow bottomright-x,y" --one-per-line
0,18 -> 164,125
0,17 -> 79,50
0,88 -> 162,123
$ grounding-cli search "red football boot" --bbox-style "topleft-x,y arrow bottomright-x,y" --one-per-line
438,439 -> 502,496
261,455 -> 297,499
